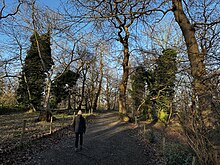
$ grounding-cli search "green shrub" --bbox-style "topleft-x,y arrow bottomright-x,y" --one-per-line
164,143 -> 193,165
158,110 -> 168,123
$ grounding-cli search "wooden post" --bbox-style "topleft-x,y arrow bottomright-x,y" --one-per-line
162,137 -> 166,154
192,156 -> 196,165
62,114 -> 64,127
214,150 -> 218,165
20,120 -> 27,145
135,116 -> 138,125
213,145 -> 220,164
49,117 -> 53,134
72,112 -> 75,125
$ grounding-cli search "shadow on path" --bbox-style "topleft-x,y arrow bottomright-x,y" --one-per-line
24,112 -> 152,165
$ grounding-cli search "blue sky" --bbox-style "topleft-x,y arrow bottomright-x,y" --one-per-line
37,0 -> 62,9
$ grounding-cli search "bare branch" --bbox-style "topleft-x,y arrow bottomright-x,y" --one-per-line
0,0 -> 23,19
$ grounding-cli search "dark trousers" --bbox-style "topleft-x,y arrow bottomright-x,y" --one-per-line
75,132 -> 83,148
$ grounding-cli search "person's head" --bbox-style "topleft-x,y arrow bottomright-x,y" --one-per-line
77,110 -> 82,115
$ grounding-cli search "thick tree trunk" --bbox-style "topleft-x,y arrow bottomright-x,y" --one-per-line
119,40 -> 129,114
172,0 -> 212,127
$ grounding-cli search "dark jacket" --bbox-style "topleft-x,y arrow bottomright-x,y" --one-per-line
73,115 -> 86,133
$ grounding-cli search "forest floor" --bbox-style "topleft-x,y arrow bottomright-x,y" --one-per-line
0,110 -> 188,165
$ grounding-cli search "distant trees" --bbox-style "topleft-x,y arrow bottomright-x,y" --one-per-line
0,79 -> 17,107
91,47 -> 104,113
102,66 -> 119,111
52,70 -> 79,109
17,31 -> 54,111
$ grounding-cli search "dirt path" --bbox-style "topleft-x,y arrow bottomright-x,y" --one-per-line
24,111 -> 160,165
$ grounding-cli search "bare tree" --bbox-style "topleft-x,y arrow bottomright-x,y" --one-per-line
91,44 -> 104,112
65,0 -> 167,115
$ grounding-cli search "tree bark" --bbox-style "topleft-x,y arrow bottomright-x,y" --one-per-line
119,39 -> 129,114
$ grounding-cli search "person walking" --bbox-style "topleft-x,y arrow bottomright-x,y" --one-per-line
73,110 -> 86,152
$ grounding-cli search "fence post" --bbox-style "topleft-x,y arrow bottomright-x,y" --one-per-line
192,156 -> 196,165
162,137 -> 166,154
20,120 -> 27,145
49,117 -> 53,134
62,114 -> 64,127
135,116 -> 138,125
72,112 -> 75,125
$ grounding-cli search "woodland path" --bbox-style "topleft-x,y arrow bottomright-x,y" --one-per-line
24,111 -> 160,165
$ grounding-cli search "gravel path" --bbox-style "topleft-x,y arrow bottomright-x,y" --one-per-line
24,111 -> 160,165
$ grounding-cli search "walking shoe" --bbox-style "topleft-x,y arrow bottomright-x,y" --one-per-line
80,146 -> 82,151
75,148 -> 78,152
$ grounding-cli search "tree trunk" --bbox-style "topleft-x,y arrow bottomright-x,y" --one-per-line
23,73 -> 36,111
79,68 -> 87,110
92,52 -> 103,112
172,0 -> 212,127
43,77 -> 51,110
118,35 -> 130,114
105,77 -> 110,111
